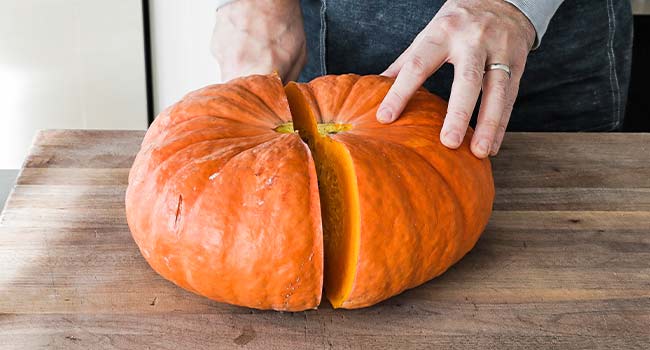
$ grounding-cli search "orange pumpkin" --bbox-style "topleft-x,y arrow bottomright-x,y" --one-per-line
125,74 -> 494,311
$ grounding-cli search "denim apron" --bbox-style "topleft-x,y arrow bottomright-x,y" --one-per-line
299,0 -> 633,131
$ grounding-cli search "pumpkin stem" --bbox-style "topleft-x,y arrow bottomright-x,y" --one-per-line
316,123 -> 352,135
274,122 -> 295,134
274,122 -> 351,136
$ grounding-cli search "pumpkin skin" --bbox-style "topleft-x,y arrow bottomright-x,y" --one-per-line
125,73 -> 494,311
286,75 -> 494,308
125,75 -> 324,311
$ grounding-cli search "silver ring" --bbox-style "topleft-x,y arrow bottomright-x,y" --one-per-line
485,63 -> 511,79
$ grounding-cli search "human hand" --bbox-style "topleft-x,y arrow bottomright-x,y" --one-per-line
211,0 -> 306,83
377,0 -> 536,158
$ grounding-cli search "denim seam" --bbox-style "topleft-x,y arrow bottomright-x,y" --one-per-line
319,0 -> 328,75
606,0 -> 622,128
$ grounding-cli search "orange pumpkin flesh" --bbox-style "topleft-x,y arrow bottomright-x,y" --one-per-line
285,83 -> 360,308
126,74 -> 494,311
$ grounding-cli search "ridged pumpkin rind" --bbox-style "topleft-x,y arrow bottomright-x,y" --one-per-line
292,74 -> 495,308
125,75 -> 324,311
126,73 -> 494,311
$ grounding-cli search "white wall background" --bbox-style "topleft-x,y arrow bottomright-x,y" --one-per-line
631,0 -> 650,14
149,0 -> 220,115
0,0 -> 148,169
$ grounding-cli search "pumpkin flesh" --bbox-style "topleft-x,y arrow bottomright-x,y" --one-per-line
285,83 -> 360,308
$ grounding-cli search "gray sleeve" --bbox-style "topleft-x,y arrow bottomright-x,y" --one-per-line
504,0 -> 564,49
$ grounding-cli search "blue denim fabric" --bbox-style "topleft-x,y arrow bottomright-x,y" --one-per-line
299,0 -> 633,131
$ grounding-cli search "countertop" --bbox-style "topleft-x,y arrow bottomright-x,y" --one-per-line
1,130 -> 649,349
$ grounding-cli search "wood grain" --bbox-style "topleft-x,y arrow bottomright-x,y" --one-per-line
1,130 -> 649,349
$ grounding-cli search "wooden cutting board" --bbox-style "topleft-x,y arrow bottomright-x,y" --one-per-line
1,130 -> 649,349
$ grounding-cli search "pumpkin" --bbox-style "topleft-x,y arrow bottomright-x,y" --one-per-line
125,74 -> 494,311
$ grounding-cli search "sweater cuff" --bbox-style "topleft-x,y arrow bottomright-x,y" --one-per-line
504,0 -> 564,49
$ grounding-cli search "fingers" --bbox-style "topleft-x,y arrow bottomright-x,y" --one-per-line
471,64 -> 511,158
375,0 -> 533,156
490,74 -> 520,156
381,30 -> 428,77
381,48 -> 411,78
490,108 -> 510,156
376,36 -> 447,123
439,53 -> 486,149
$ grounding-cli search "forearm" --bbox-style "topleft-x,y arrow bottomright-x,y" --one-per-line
504,0 -> 564,49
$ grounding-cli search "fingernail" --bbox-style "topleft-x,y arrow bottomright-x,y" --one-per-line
476,139 -> 491,156
377,108 -> 393,123
442,131 -> 462,148
491,141 -> 500,155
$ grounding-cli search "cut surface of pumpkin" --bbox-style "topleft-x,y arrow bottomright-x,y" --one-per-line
285,82 -> 360,308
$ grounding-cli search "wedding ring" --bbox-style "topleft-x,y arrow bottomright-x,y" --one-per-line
485,63 -> 512,79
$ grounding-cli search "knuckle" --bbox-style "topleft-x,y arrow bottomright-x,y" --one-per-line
403,55 -> 428,76
482,117 -> 501,131
465,53 -> 484,70
467,22 -> 490,45
483,11 -> 499,25
493,31 -> 512,48
388,89 -> 407,106
490,48 -> 510,62
461,66 -> 484,84
436,15 -> 461,33
497,122 -> 508,134
421,32 -> 447,47
462,41 -> 482,54
447,109 -> 472,124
